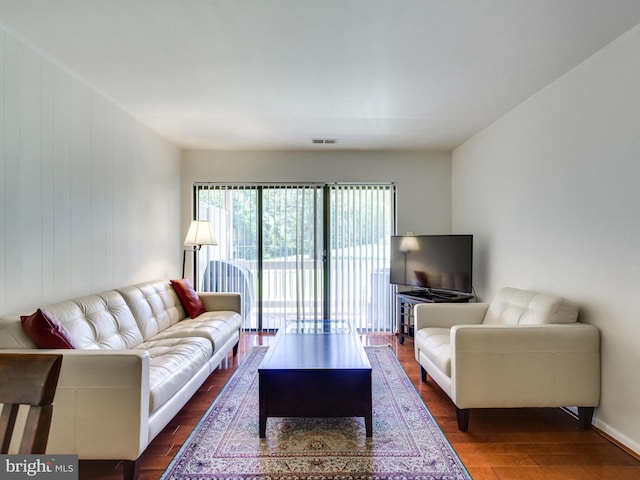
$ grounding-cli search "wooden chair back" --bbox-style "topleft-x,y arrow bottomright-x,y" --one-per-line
0,353 -> 63,454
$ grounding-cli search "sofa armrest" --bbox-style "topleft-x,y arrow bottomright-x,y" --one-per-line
450,323 -> 600,409
198,292 -> 241,315
2,349 -> 151,460
414,302 -> 488,331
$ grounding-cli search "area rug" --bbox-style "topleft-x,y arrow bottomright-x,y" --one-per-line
160,345 -> 471,480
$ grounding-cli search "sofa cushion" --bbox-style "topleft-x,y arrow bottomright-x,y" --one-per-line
151,310 -> 242,353
134,336 -> 212,413
171,279 -> 206,319
43,291 -> 144,349
414,327 -> 451,376
119,281 -> 186,341
20,308 -> 77,349
483,287 -> 579,325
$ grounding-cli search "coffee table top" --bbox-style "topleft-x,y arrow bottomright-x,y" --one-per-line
259,319 -> 371,371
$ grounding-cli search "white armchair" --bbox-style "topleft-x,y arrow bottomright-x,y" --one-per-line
414,287 -> 600,431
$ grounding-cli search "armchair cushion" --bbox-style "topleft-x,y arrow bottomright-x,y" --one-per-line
415,328 -> 451,376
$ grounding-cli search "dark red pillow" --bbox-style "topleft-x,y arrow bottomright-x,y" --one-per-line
20,308 -> 77,349
171,278 -> 206,319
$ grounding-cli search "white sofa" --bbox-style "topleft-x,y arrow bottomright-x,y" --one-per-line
0,279 -> 241,480
414,287 -> 600,431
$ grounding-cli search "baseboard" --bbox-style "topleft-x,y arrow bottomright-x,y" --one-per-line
561,407 -> 640,461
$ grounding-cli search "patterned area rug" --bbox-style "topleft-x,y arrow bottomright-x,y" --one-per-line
160,345 -> 471,480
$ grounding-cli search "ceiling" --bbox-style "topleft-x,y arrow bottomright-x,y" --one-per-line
1,1 -> 640,151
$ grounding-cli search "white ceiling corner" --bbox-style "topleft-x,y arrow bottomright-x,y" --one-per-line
1,0 -> 640,151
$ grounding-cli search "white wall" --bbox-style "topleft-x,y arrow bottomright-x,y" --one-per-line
0,27 -> 182,315
182,149 -> 453,239
452,24 -> 640,454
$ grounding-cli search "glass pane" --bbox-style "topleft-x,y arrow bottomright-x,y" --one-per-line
196,186 -> 259,330
329,185 -> 393,332
261,186 -> 323,329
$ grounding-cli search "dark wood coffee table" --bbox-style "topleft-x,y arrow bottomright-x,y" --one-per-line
258,319 -> 372,438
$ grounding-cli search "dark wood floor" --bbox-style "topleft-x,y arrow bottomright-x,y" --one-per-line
80,333 -> 640,480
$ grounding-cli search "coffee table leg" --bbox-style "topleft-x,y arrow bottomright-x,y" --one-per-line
259,414 -> 266,438
259,372 -> 266,438
365,374 -> 372,437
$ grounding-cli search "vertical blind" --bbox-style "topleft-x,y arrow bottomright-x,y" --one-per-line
195,185 -> 259,327
260,185 -> 324,328
328,184 -> 394,332
194,183 -> 395,333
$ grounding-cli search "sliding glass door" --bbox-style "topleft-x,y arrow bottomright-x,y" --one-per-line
194,183 -> 395,332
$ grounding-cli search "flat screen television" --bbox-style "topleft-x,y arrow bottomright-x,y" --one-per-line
390,235 -> 473,294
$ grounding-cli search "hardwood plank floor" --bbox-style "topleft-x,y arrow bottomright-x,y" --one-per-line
79,333 -> 640,480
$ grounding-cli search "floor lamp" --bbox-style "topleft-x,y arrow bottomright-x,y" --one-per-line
182,220 -> 218,281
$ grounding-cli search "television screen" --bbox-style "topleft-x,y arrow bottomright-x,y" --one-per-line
389,235 -> 473,294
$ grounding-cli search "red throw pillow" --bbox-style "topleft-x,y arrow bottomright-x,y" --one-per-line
20,308 -> 77,349
171,278 -> 206,319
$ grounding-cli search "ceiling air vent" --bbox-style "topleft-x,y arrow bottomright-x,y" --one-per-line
312,138 -> 338,145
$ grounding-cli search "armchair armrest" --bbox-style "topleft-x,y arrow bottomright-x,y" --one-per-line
198,292 -> 241,315
450,323 -> 600,409
414,302 -> 489,331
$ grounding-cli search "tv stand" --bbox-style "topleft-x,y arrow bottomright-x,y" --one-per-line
405,289 -> 457,300
396,290 -> 474,344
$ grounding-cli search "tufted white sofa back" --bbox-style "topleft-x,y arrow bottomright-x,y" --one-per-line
48,290 -> 144,349
0,280 -> 191,350
0,290 -> 144,349
483,287 -> 579,325
118,281 -> 186,341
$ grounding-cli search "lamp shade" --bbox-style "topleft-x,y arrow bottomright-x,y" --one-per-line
184,220 -> 217,247
399,236 -> 419,253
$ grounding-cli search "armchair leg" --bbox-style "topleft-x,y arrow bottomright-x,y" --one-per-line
455,407 -> 469,432
420,365 -> 428,382
578,407 -> 595,429
232,341 -> 239,356
123,459 -> 140,480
